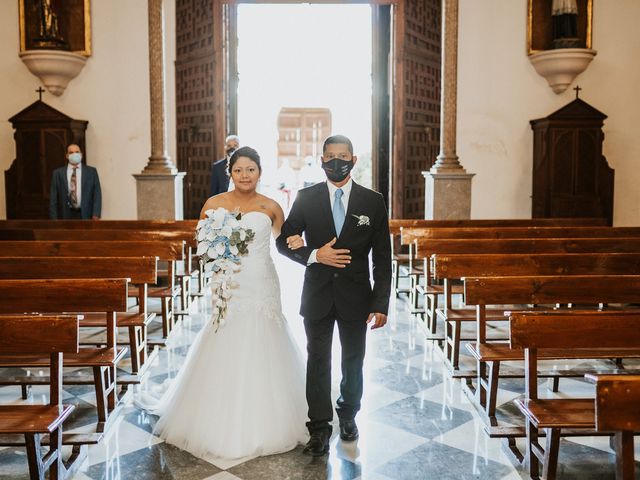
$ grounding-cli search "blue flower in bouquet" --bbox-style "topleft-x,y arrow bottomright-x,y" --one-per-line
195,207 -> 255,330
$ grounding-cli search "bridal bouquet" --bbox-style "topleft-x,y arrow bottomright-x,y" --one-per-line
196,208 -> 255,330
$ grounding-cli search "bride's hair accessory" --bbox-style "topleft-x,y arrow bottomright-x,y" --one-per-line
196,207 -> 256,330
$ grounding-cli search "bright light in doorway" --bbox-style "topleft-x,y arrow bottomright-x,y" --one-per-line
237,3 -> 373,192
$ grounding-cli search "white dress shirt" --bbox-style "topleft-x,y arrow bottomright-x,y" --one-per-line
66,163 -> 82,206
307,179 -> 353,264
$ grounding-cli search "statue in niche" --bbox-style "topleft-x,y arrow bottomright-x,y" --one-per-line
32,0 -> 68,49
551,0 -> 580,49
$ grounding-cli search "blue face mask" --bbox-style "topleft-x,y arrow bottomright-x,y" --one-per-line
68,152 -> 82,165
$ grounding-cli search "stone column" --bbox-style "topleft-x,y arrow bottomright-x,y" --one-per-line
423,0 -> 474,219
134,0 -> 185,220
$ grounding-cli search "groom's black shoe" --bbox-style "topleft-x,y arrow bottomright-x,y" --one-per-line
339,419 -> 359,442
303,431 -> 330,456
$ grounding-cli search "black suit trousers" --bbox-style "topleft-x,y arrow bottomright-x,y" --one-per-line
303,306 -> 367,435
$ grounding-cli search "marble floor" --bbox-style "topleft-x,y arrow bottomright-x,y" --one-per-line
2,258 -> 640,480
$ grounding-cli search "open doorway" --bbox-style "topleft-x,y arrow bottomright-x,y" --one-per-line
236,3 -> 373,211
176,0 -> 440,220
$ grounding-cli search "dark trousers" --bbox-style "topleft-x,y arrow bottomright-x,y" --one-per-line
304,306 -> 367,435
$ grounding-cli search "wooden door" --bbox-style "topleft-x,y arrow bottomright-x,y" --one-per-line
392,0 -> 442,218
372,4 -> 392,205
175,0 -> 217,219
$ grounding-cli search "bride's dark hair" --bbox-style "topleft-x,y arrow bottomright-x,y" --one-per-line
228,146 -> 262,175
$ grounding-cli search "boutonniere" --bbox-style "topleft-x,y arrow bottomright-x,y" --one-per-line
352,214 -> 370,226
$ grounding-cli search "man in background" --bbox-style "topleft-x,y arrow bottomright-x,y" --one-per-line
49,143 -> 102,219
209,134 -> 240,197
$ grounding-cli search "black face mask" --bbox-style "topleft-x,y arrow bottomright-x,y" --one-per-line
226,147 -> 236,157
322,158 -> 354,183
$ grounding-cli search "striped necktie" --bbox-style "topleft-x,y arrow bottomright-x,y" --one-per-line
69,166 -> 79,208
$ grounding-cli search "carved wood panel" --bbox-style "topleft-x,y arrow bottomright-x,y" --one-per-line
531,99 -> 613,225
176,0 -> 216,219
393,0 -> 441,218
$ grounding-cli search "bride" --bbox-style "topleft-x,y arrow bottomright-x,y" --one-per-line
144,146 -> 309,460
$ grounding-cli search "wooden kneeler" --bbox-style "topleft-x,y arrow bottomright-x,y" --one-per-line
0,315 -> 80,480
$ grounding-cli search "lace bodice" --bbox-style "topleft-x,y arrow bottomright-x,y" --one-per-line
239,211 -> 273,260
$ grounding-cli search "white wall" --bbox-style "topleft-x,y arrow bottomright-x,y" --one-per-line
458,0 -> 640,225
0,0 -> 176,219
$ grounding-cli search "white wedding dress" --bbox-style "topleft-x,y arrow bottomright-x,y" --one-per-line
145,211 -> 309,460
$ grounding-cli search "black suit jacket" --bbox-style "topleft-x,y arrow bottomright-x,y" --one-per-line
209,158 -> 230,197
49,165 -> 102,219
276,181 -> 392,321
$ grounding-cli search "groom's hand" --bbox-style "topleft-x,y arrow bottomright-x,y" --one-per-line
317,237 -> 351,268
367,312 -> 387,330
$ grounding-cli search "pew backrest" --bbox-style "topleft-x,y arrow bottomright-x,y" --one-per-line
388,217 -> 608,235
0,256 -> 157,284
465,275 -> 640,306
510,312 -> 640,400
433,253 -> 640,280
0,314 -> 80,355
509,313 -> 640,350
0,220 -> 198,231
590,374 -> 640,432
416,238 -> 640,258
0,278 -> 128,313
0,241 -> 183,261
401,226 -> 640,243
0,229 -> 196,248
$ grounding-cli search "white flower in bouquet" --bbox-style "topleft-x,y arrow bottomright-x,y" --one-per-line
212,208 -> 226,228
195,207 -> 256,331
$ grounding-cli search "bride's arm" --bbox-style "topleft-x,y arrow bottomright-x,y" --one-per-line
271,201 -> 285,239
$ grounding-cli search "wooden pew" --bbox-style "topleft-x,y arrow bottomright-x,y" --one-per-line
0,315 -> 81,480
0,218 -> 208,298
0,256 -> 157,374
0,229 -> 197,309
464,275 -> 640,428
388,217 -> 608,234
0,278 -> 128,432
403,230 -> 640,313
510,312 -> 640,479
415,237 -> 640,255
0,241 -> 183,338
401,226 -> 640,242
432,253 -> 640,370
0,219 -> 198,230
388,217 -> 608,298
412,237 -> 640,328
588,374 -> 640,480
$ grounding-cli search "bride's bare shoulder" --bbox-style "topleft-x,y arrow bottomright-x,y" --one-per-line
200,194 -> 231,218
256,194 -> 282,219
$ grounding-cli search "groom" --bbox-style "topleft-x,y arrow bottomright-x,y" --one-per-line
276,134 -> 392,456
